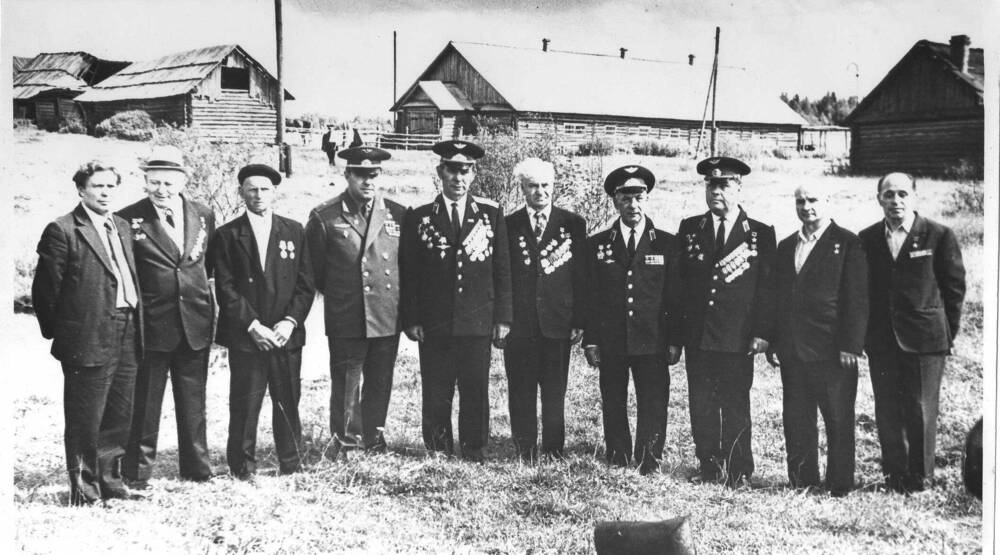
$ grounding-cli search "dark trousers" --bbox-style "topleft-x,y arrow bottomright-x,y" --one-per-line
227,348 -> 303,476
124,338 -> 211,481
503,337 -> 571,459
419,336 -> 492,459
781,358 -> 858,494
62,309 -> 137,505
329,335 -> 400,450
598,352 -> 669,470
686,349 -> 755,480
868,347 -> 946,490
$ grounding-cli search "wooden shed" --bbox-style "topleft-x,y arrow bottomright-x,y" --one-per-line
12,52 -> 128,129
844,35 -> 983,176
75,44 -> 293,143
391,41 -> 806,150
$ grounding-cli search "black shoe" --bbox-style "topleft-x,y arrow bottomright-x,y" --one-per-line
102,487 -> 146,501
688,469 -> 723,484
461,449 -> 485,463
233,472 -> 256,483
726,474 -> 753,490
124,477 -> 151,491
638,461 -> 660,476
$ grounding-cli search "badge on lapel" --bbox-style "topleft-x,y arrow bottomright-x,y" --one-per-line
189,217 -> 208,261
279,240 -> 296,259
130,218 -> 147,241
910,248 -> 932,258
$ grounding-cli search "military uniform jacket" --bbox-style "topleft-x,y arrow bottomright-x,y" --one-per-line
506,206 -> 588,339
32,204 -> 145,366
583,218 -> 680,356
117,196 -> 215,352
401,194 -> 513,337
773,221 -> 868,362
676,209 -> 776,353
859,213 -> 965,354
306,193 -> 406,338
208,213 -> 315,352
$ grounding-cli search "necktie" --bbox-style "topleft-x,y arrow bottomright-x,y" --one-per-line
451,202 -> 461,244
715,219 -> 726,256
104,220 -> 138,308
627,228 -> 636,258
164,208 -> 175,228
534,212 -> 546,241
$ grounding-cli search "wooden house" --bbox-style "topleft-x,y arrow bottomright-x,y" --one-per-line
13,52 -> 128,129
844,35 -> 983,176
75,44 -> 293,143
390,41 -> 806,150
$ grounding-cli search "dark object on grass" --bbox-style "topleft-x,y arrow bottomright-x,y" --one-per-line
349,129 -> 364,148
963,417 -> 983,499
594,517 -> 696,555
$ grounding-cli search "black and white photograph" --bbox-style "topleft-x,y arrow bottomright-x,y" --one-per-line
3,0 -> 994,552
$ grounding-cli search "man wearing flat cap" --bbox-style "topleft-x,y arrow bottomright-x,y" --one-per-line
582,165 -> 681,475
675,156 -> 776,487
306,146 -> 407,454
400,139 -> 513,462
119,145 -> 216,488
208,164 -> 315,478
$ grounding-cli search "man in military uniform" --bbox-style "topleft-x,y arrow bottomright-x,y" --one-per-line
306,146 -> 407,454
502,158 -> 588,461
674,156 -> 776,487
582,165 -> 681,476
400,139 -> 512,462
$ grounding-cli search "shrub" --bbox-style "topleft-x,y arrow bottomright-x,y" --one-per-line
713,134 -> 768,161
577,137 -> 615,157
943,180 -> 984,217
57,118 -> 86,135
944,158 -> 983,181
632,139 -> 683,157
94,110 -> 156,141
770,147 -> 796,160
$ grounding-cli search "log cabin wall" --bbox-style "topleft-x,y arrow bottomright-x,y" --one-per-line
850,118 -> 983,175
83,96 -> 187,130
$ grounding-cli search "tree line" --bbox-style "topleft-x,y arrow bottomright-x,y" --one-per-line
781,92 -> 860,126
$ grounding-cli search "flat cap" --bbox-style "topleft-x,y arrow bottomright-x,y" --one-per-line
432,140 -> 485,166
604,165 -> 655,196
338,146 -> 391,169
696,156 -> 751,180
237,163 -> 282,185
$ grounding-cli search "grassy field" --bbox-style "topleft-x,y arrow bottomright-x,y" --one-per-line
9,128 -> 984,553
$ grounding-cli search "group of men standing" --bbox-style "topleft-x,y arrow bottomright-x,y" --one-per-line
33,137 -> 965,506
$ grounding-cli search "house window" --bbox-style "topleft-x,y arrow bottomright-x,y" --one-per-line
221,66 -> 250,91
563,123 -> 587,135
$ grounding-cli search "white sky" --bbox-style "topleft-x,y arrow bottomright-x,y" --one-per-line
1,0 -> 984,118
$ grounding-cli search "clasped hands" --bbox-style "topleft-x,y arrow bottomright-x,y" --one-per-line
766,348 -> 861,372
249,319 -> 295,351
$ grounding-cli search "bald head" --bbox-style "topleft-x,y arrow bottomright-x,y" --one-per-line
514,157 -> 555,211
877,172 -> 916,195
876,172 -> 916,226
794,183 -> 830,231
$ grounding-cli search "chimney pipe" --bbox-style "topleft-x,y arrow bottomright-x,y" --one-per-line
619,47 -> 628,59
688,54 -> 695,65
542,38 -> 550,52
949,34 -> 970,73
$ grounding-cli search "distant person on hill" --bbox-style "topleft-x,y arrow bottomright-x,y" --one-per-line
321,127 -> 338,166
32,161 -> 143,505
859,172 -> 965,493
768,183 -> 868,497
208,164 -> 315,479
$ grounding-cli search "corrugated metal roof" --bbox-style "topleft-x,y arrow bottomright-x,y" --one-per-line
418,80 -> 474,110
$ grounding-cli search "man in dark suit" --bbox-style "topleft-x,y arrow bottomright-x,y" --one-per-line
209,164 -> 315,479
859,172 -> 966,493
306,146 -> 407,454
501,158 -> 588,461
401,139 -> 513,462
118,145 -> 216,487
321,127 -> 337,166
675,157 -> 776,487
582,165 -> 681,476
768,184 -> 868,497
32,161 -> 143,505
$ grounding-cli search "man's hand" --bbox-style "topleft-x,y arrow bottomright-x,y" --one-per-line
492,323 -> 511,349
569,328 -> 585,345
584,345 -> 601,368
839,351 -> 860,372
404,325 -> 425,343
667,345 -> 682,365
766,349 -> 780,367
249,320 -> 279,351
272,319 -> 296,349
747,337 -> 770,357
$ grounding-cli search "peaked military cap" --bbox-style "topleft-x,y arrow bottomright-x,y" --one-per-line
604,164 -> 655,196
237,163 -> 282,185
338,146 -> 391,169
696,156 -> 751,180
432,139 -> 485,166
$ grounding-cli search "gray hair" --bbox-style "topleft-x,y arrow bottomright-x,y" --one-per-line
512,158 -> 555,185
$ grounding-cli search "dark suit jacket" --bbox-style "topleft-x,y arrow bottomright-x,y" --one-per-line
117,196 -> 216,352
583,218 -> 680,356
401,194 -> 513,337
773,221 -> 868,362
32,204 -> 144,366
505,206 -> 588,339
208,212 -> 315,353
306,193 -> 406,338
859,213 -> 965,354
676,208 -> 777,352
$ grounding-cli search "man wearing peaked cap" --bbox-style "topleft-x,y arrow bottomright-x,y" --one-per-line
583,164 -> 682,476
432,139 -> 486,167
306,144 -> 408,455
674,156 -> 776,488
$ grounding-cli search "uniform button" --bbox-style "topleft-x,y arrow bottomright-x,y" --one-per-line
627,284 -> 633,289
382,253 -> 389,260
249,277 -> 254,283
713,275 -> 719,281
710,288 -> 716,294
457,261 -> 463,268
628,297 -> 634,303
458,286 -> 464,293
385,284 -> 391,289
384,269 -> 390,275
627,270 -> 633,276
179,295 -> 184,300
363,271 -> 370,277
364,286 -> 371,292
361,256 -> 367,263
708,300 -> 714,306
628,310 -> 634,316
457,274 -> 463,280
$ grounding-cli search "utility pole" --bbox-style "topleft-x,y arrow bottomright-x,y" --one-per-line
275,0 -> 288,173
393,30 -> 398,132
710,26 -> 720,157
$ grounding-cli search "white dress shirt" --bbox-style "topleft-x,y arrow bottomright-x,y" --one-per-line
527,205 -> 552,237
618,217 -> 647,247
885,212 -> 915,260
246,209 -> 273,272
81,203 -> 137,308
794,219 -> 832,274
712,212 -> 735,245
154,202 -> 184,251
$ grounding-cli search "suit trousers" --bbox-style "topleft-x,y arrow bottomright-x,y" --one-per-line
125,338 -> 211,481
419,336 -> 492,459
685,349 -> 755,480
328,335 -> 400,450
227,348 -> 303,476
868,347 -> 946,490
780,358 -> 858,494
503,337 -> 571,459
62,309 -> 137,505
598,353 -> 669,470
